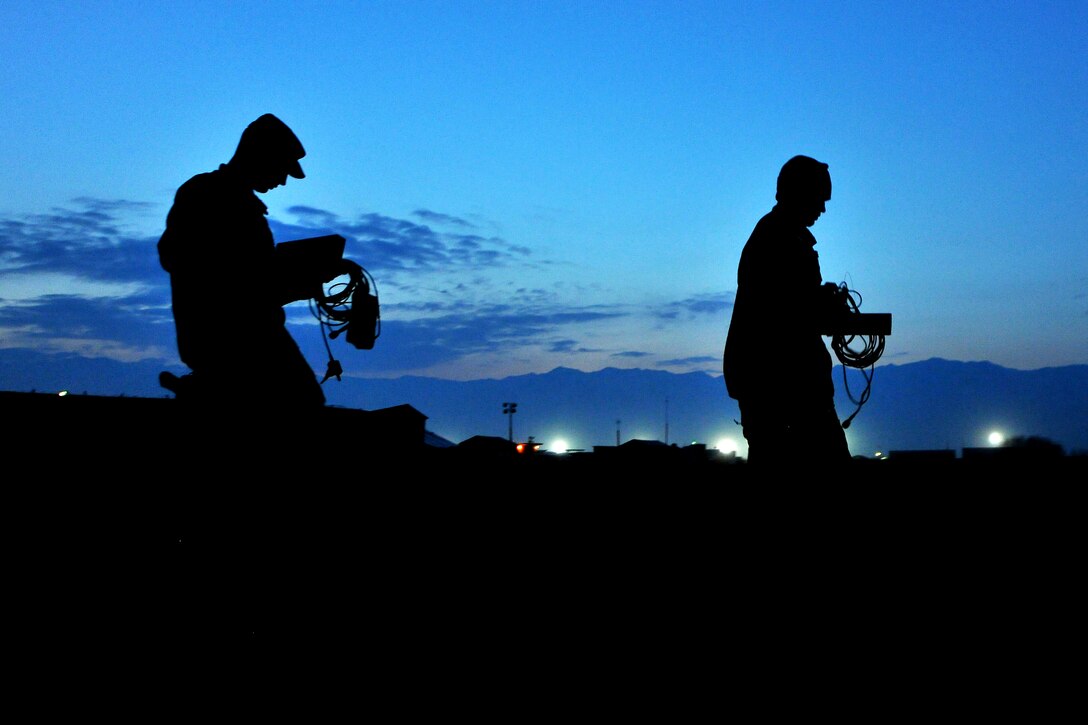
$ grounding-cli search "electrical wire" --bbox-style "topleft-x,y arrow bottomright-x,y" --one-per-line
307,261 -> 379,381
830,286 -> 886,429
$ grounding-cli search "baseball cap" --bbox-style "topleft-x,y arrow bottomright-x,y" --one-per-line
240,113 -> 306,178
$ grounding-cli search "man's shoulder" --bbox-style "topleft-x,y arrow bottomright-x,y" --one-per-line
747,209 -> 814,246
742,210 -> 784,252
177,167 -> 227,194
751,207 -> 787,232
172,167 -> 254,211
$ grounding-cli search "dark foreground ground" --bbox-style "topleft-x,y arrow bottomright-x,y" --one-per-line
12,450 -> 1086,652
5,391 -> 1085,706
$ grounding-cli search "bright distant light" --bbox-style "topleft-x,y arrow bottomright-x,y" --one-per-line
58,390 -> 68,397
550,439 -> 569,454
716,437 -> 738,454
988,431 -> 1005,446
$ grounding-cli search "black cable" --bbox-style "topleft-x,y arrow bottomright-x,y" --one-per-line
830,286 -> 886,428
308,262 -> 372,382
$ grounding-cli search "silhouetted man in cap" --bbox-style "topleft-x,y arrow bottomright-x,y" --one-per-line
158,114 -> 334,648
723,155 -> 852,467
158,113 -> 326,413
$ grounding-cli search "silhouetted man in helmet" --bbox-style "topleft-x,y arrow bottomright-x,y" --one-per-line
723,155 -> 852,467
158,113 -> 326,413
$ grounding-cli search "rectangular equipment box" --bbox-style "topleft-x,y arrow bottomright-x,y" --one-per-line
274,234 -> 347,303
822,313 -> 892,336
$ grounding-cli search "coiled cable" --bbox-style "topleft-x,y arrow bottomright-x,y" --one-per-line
308,260 -> 379,382
831,286 -> 885,429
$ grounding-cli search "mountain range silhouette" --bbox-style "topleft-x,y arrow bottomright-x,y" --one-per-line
2,350 -> 1084,456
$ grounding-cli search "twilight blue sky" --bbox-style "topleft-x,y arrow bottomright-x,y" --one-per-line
1,1 -> 1086,398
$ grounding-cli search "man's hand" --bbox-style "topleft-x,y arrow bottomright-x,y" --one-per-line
329,258 -> 361,281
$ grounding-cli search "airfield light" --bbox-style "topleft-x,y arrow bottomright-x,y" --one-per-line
716,438 -> 738,455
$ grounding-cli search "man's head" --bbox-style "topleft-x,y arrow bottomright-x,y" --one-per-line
231,113 -> 306,192
776,155 -> 831,227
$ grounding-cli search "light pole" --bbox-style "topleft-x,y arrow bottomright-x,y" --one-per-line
664,397 -> 669,445
503,402 -> 517,442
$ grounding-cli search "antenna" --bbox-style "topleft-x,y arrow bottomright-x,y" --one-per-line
665,397 -> 669,445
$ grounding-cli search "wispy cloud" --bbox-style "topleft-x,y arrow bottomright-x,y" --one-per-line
0,198 -> 724,377
0,294 -> 174,362
0,198 -> 161,283
653,292 -> 730,321
658,355 -> 718,367
272,207 -> 531,279
411,209 -> 477,229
